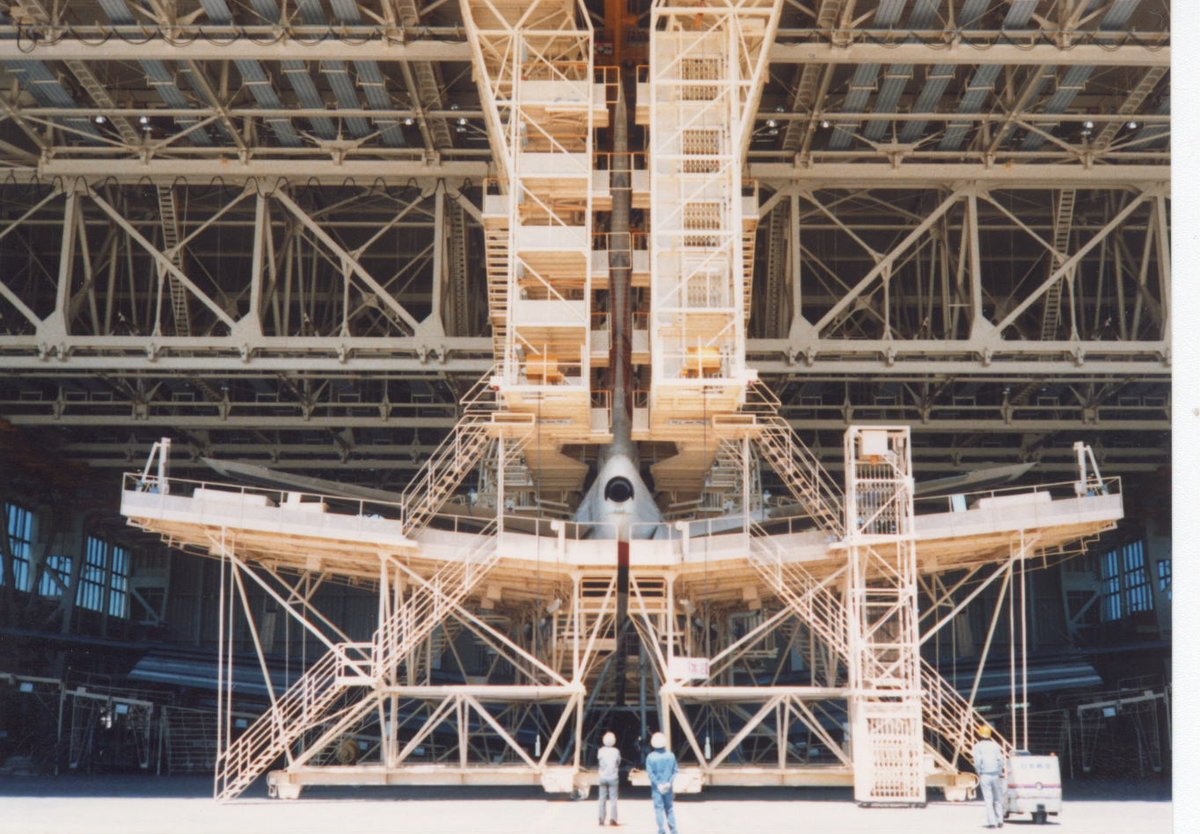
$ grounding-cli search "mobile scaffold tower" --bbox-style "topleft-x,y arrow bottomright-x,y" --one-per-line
117,0 -> 1126,806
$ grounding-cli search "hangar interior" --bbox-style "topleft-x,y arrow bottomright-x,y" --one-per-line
0,0 -> 1170,809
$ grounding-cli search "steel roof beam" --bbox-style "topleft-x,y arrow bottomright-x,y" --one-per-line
769,41 -> 1168,67
0,36 -> 470,62
4,34 -> 1163,67
748,163 -> 1168,188
0,340 -> 494,371
31,159 -> 489,183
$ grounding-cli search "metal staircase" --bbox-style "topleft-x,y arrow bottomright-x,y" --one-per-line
920,658 -> 1015,766
781,0 -> 843,153
447,198 -> 472,335
1040,189 -> 1076,341
214,643 -> 367,800
51,51 -> 192,339
746,525 -> 847,661
748,518 -> 1009,783
695,438 -> 757,513
743,186 -> 759,327
155,186 -> 191,337
482,189 -> 510,358
762,202 -> 790,336
743,380 -> 843,537
394,371 -> 530,540
212,369 -> 527,800
215,529 -> 501,800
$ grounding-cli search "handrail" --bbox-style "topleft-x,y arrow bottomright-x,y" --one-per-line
747,522 -> 999,771
216,522 -> 503,800
912,475 -> 1122,516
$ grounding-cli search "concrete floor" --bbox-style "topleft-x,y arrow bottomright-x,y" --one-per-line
0,776 -> 1171,834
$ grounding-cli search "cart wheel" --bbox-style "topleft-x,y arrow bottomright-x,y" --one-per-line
571,786 -> 590,801
1033,810 -> 1048,825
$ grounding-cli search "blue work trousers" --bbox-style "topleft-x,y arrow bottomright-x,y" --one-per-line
979,773 -> 1005,827
652,788 -> 678,834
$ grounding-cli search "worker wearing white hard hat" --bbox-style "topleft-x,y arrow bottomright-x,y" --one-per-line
597,731 -> 622,826
645,732 -> 679,834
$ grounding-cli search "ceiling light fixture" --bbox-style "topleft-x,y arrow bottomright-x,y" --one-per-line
821,119 -> 831,129
403,116 -> 415,126
93,114 -> 106,125
766,118 -> 778,129
1127,120 -> 1139,130
138,115 -> 150,126
1083,119 -> 1095,131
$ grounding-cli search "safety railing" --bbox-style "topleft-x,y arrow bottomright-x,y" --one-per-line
920,657 -> 1014,767
912,475 -> 1122,517
745,521 -> 848,661
215,523 -> 504,800
743,379 -> 844,537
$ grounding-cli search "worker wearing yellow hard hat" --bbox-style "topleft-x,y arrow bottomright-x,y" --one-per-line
973,724 -> 1006,828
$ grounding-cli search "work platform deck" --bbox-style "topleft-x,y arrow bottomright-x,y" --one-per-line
122,476 -> 1122,596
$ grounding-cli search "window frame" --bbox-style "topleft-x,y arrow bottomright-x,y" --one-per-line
4,503 -> 36,592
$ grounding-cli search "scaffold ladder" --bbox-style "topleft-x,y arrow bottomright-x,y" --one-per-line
843,427 -> 924,804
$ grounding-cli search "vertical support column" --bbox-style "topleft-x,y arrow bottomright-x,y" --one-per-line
844,426 -> 925,805
48,189 -> 80,341
1154,193 -> 1171,340
247,191 -> 267,339
430,187 -> 446,328
789,192 -> 804,338
966,191 -> 985,338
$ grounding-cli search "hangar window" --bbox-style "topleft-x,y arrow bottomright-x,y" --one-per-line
1157,559 -> 1171,601
38,555 -> 73,598
76,536 -> 130,618
109,546 -> 130,618
3,503 -> 35,591
78,536 -> 108,612
1100,540 -> 1153,621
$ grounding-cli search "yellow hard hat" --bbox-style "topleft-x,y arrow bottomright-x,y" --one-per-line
977,724 -> 993,738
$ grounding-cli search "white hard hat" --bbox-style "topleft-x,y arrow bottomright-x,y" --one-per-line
650,732 -> 667,749
603,732 -> 616,747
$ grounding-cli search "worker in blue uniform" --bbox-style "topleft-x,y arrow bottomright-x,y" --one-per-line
645,732 -> 679,834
